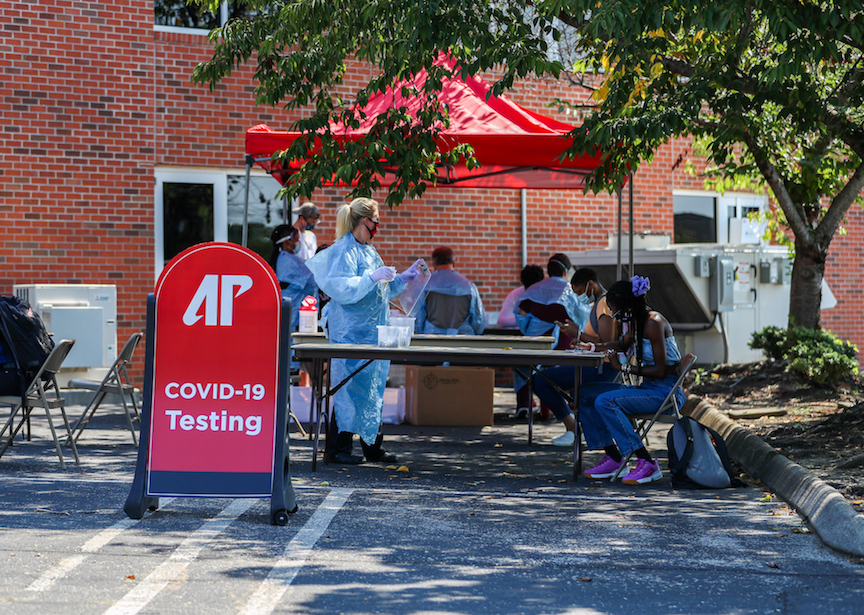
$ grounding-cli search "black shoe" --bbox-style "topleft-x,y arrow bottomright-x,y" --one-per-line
366,451 -> 398,463
329,452 -> 364,465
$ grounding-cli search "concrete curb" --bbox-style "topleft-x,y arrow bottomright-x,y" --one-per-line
684,394 -> 864,558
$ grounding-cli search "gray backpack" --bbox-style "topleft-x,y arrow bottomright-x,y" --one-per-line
667,417 -> 734,489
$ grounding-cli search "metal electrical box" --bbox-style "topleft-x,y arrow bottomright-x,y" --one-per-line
567,236 -> 807,364
13,284 -> 117,369
709,256 -> 735,312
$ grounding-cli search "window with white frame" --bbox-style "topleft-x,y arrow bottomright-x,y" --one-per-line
154,2 -> 257,32
673,192 -> 767,244
155,169 -> 286,273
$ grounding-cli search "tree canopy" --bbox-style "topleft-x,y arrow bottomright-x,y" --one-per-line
192,0 -> 864,330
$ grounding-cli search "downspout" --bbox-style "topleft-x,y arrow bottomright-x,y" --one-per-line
628,171 -> 634,277
520,188 -> 528,267
616,185 -> 623,280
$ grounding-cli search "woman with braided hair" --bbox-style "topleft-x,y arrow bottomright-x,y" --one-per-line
576,276 -> 684,485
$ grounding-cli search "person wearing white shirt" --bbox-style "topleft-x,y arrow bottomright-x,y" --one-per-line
292,202 -> 320,261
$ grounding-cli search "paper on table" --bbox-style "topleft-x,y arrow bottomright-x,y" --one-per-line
391,258 -> 431,316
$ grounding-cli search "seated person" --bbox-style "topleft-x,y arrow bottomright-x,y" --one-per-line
497,265 -> 544,329
578,276 -> 685,485
512,254 -> 588,417
415,246 -> 486,335
515,253 -> 589,347
533,268 -> 618,446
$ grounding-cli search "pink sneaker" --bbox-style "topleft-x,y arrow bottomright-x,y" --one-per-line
621,459 -> 663,485
583,455 -> 627,479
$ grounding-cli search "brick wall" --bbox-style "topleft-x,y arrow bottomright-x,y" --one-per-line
1,1 -> 155,380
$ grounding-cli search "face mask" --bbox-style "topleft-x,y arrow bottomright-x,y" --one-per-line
303,221 -> 316,231
365,221 -> 378,239
291,242 -> 301,254
577,292 -> 592,305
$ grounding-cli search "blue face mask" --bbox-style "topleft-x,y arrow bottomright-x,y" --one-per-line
577,292 -> 592,305
304,222 -> 316,231
292,242 -> 302,254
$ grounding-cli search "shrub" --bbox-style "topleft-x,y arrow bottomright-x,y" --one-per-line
750,326 -> 859,385
749,325 -> 788,361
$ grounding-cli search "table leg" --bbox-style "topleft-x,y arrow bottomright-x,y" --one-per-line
527,371 -> 533,445
311,357 -> 324,471
573,364 -> 582,480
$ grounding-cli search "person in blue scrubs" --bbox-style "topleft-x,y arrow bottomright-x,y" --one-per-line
305,197 -> 422,464
269,225 -> 318,370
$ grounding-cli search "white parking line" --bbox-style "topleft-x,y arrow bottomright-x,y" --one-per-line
239,488 -> 353,615
102,498 -> 253,615
25,498 -> 176,593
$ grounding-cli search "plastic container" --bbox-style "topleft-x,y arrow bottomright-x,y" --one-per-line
390,316 -> 415,337
298,295 -> 318,333
396,326 -> 411,348
377,325 -> 401,347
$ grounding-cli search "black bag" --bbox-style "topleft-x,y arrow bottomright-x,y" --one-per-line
667,416 -> 736,489
0,296 -> 55,394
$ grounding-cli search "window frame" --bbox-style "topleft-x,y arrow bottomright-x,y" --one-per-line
672,190 -> 768,245
154,167 -> 290,276
153,1 -> 229,34
154,169 -> 228,275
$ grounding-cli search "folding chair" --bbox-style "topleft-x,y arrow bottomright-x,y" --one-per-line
611,353 -> 697,481
0,339 -> 79,470
67,332 -> 142,446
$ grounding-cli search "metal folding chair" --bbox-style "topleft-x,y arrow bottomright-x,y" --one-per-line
67,332 -> 142,446
611,353 -> 697,481
0,339 -> 79,470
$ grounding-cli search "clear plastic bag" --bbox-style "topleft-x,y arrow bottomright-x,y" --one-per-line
391,258 -> 431,316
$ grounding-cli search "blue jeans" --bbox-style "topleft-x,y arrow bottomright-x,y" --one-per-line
578,375 -> 685,458
532,365 -> 617,421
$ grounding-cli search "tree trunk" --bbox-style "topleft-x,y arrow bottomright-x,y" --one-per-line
787,236 -> 827,330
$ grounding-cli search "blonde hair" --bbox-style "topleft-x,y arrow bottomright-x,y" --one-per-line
335,197 -> 379,239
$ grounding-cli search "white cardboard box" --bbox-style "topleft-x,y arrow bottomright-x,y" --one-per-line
289,386 -> 405,425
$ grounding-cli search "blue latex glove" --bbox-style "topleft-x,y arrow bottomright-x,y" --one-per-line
399,263 -> 422,282
370,266 -> 395,282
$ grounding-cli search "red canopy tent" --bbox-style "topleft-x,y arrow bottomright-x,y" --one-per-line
243,59 -> 634,275
245,57 -> 604,190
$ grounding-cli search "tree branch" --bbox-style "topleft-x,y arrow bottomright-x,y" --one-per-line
818,159 -> 864,240
741,130 -> 814,245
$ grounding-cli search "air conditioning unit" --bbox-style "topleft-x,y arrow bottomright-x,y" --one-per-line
13,284 -> 117,369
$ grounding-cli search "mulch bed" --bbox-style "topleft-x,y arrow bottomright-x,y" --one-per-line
684,361 -> 864,513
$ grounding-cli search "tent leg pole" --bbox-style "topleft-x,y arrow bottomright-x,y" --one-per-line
520,189 -> 527,268
243,154 -> 252,247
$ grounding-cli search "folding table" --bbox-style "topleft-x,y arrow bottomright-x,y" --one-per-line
291,343 -> 607,479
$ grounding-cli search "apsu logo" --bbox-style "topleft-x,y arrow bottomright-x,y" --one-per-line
183,274 -> 253,327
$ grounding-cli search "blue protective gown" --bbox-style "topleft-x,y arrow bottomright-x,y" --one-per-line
512,276 -> 590,394
514,276 -> 589,339
415,269 -> 487,335
275,249 -> 318,368
304,232 -> 406,445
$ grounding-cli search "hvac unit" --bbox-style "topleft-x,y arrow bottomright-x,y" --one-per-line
13,284 -> 117,369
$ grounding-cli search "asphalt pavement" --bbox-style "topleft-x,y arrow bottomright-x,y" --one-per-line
1,392 -> 862,615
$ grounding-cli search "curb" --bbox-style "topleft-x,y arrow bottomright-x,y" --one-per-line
684,394 -> 864,558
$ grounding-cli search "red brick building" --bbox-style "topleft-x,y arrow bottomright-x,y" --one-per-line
2,1 -> 861,378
